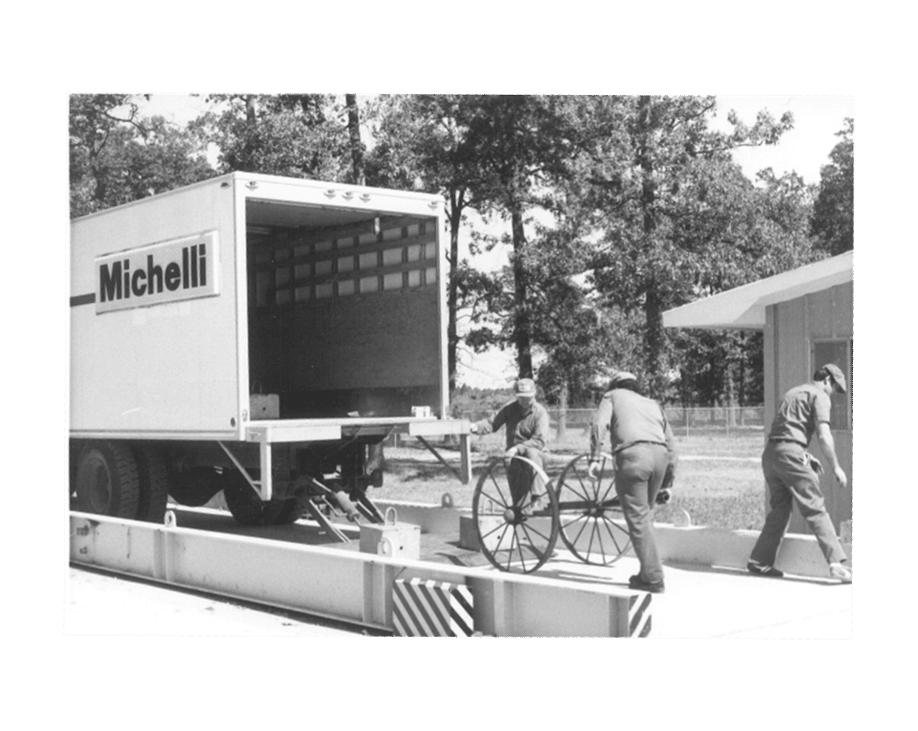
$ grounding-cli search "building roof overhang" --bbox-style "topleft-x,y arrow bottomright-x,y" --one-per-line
662,251 -> 853,331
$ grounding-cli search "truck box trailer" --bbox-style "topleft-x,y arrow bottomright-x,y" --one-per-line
70,172 -> 471,532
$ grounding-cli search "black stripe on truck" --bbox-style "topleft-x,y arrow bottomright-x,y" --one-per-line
70,293 -> 96,307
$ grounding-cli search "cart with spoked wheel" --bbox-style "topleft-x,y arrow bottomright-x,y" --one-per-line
471,453 -> 669,574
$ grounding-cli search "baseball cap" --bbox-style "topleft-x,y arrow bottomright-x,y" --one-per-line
822,363 -> 847,393
514,378 -> 537,396
608,371 -> 638,388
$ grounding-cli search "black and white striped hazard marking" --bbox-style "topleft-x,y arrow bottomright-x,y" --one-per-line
393,578 -> 474,637
629,593 -> 653,637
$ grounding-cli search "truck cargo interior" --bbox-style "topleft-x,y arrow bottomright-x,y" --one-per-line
245,199 -> 443,420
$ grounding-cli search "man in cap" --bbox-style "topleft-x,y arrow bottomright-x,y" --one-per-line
747,363 -> 852,582
587,371 -> 677,593
469,377 -> 550,508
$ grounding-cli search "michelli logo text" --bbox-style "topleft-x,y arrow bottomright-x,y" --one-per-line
95,233 -> 219,313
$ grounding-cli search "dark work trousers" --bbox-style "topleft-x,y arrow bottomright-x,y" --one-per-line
507,447 -> 545,505
750,441 -> 847,567
615,443 -> 669,585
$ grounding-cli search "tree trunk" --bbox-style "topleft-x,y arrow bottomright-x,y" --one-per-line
643,288 -> 666,398
726,367 -> 736,427
738,334 -> 746,407
557,378 -> 569,439
446,190 -> 464,397
345,94 -> 365,186
242,95 -> 257,171
637,96 -> 665,398
511,205 -> 533,378
91,159 -> 107,208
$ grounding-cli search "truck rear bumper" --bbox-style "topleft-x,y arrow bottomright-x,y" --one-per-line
243,416 -> 470,444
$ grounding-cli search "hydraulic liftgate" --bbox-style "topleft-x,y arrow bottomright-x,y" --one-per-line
69,511 -> 652,637
232,417 -> 472,501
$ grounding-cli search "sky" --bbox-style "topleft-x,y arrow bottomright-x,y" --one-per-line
713,95 -> 853,184
126,94 -> 854,389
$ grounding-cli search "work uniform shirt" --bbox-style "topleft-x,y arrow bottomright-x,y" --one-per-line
768,383 -> 832,447
589,388 -> 675,460
474,400 -> 550,452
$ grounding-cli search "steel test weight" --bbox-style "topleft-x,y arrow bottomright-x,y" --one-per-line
359,507 -> 421,559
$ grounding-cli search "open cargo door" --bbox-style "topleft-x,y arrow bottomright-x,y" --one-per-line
242,179 -> 446,421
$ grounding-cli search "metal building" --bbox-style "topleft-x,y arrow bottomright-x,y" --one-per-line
662,251 -> 853,534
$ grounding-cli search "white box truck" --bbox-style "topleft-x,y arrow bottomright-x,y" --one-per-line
70,172 -> 471,533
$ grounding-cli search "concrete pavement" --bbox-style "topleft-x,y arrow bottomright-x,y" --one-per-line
529,552 -> 852,638
65,567 -> 369,637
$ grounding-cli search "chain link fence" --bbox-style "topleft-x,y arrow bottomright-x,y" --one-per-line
460,406 -> 764,449
662,406 -> 765,435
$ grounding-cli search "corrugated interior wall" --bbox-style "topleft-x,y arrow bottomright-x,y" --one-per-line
765,280 -> 853,533
247,214 -> 442,418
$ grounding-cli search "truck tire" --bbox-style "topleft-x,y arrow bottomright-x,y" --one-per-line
75,441 -> 141,519
222,471 -> 265,526
264,498 -> 304,525
222,473 -> 302,526
167,467 -> 224,507
134,443 -> 170,523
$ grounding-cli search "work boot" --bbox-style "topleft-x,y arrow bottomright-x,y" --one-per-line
628,574 -> 665,594
829,562 -> 853,583
747,560 -> 784,578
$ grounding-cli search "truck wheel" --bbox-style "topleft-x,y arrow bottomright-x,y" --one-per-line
264,499 -> 304,525
167,467 -> 224,507
75,441 -> 141,518
222,471 -> 265,526
134,443 -> 170,523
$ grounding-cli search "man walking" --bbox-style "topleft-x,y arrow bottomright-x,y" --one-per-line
747,364 -> 852,583
470,378 -> 550,508
588,372 -> 677,594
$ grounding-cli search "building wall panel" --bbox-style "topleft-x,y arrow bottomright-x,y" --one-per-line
767,282 -> 852,535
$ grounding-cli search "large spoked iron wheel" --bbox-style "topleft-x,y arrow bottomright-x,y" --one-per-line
74,441 -> 141,519
556,453 -> 632,565
471,456 -> 559,574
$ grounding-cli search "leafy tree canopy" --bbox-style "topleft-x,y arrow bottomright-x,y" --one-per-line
811,118 -> 854,255
70,94 -> 213,218
189,94 -> 353,181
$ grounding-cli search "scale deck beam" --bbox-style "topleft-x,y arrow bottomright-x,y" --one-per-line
70,511 -> 648,637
